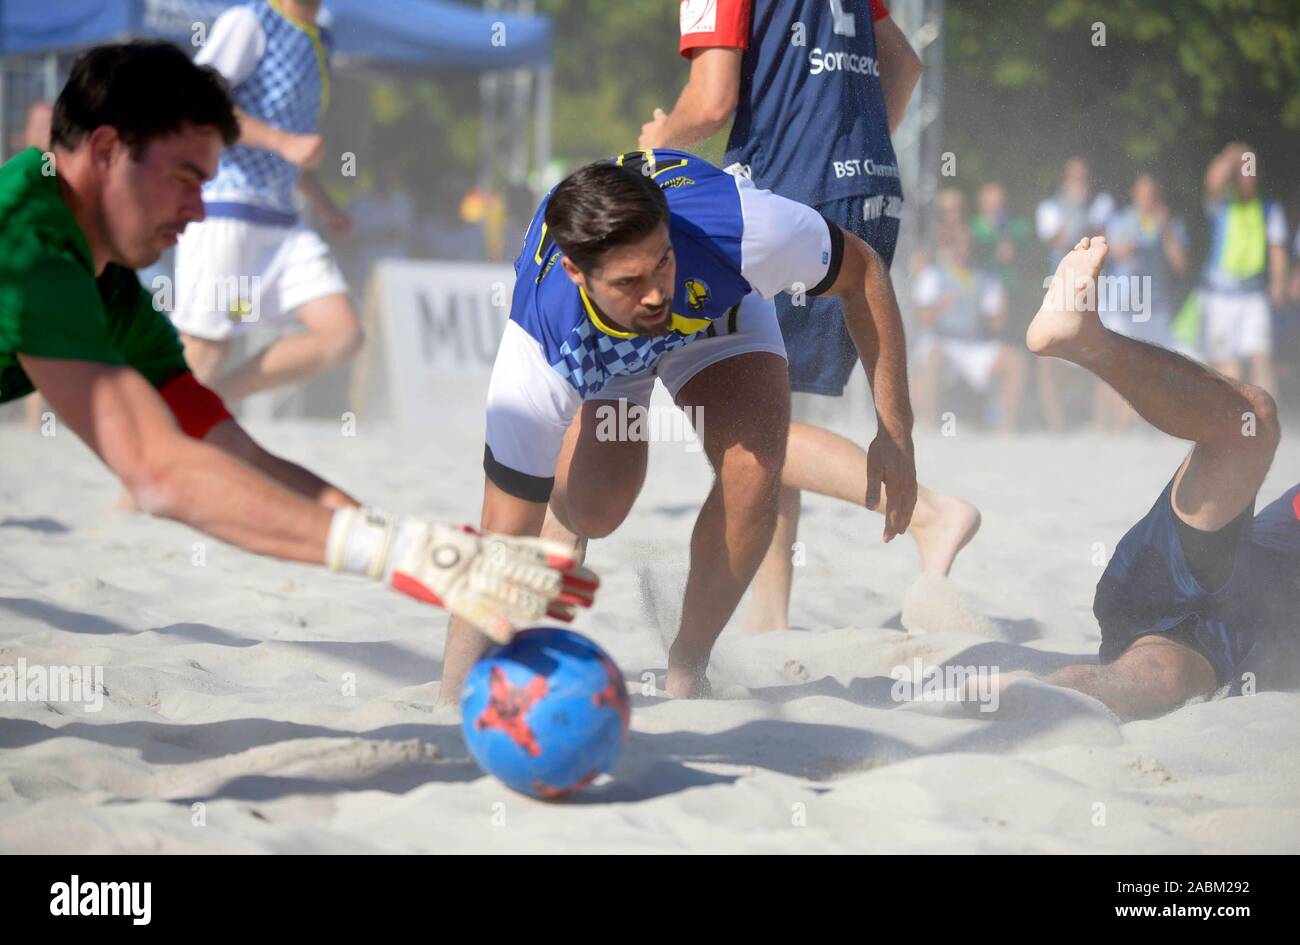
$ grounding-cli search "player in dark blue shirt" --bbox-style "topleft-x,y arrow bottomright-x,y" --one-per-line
1026,236 -> 1300,720
642,2 -> 980,635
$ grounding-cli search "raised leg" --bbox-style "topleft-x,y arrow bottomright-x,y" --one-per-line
213,293 -> 364,402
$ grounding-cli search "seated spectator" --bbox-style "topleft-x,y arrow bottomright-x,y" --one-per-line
913,225 -> 1026,432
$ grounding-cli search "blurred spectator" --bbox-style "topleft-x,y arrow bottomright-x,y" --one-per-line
1199,142 -> 1288,393
970,180 -> 1033,338
1036,157 -> 1114,264
1094,173 -> 1189,429
460,186 -> 506,261
912,224 -> 1026,432
1034,157 -> 1114,431
935,187 -> 967,242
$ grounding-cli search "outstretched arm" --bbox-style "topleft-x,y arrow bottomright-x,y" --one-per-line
1204,143 -> 1245,201
822,230 -> 917,540
20,354 -> 335,561
19,356 -> 596,638
203,418 -> 358,509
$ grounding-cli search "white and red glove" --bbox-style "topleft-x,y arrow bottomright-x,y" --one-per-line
326,508 -> 598,642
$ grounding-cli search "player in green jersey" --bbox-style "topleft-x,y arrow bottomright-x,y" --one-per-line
1,40 -> 596,645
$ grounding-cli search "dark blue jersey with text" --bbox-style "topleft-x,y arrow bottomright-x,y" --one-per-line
724,1 -> 903,208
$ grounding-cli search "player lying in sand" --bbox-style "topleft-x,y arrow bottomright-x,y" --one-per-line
440,148 -> 977,703
1018,236 -> 1298,721
0,41 -> 595,640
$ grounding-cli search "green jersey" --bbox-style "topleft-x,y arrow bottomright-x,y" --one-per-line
0,147 -> 188,404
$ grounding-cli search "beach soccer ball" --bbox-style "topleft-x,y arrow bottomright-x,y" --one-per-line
460,627 -> 631,799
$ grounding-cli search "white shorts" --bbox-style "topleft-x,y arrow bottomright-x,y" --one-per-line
590,290 -> 787,406
916,334 -> 1003,392
170,216 -> 348,341
1200,290 -> 1272,361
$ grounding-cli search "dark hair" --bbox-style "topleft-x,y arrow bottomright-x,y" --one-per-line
544,160 -> 669,271
51,41 -> 239,157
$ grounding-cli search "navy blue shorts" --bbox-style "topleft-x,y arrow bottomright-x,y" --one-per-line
775,196 -> 900,396
1093,479 -> 1300,694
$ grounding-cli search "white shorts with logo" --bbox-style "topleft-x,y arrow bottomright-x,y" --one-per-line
1200,290 -> 1272,361
590,290 -> 787,406
171,216 -> 348,341
484,290 -> 788,489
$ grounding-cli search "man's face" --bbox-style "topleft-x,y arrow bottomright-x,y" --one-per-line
563,223 -> 676,336
978,182 -> 1005,218
1132,174 -> 1157,212
1062,159 -> 1089,203
99,123 -> 220,270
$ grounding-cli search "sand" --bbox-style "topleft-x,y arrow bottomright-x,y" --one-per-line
2,401 -> 1298,853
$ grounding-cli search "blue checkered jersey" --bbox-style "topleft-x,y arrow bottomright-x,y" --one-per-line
484,149 -> 845,501
197,0 -> 332,218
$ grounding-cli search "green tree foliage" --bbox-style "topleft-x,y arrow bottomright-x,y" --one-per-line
536,0 -> 688,163
945,0 -> 1300,214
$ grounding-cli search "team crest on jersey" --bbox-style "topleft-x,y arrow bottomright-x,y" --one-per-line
685,278 -> 711,312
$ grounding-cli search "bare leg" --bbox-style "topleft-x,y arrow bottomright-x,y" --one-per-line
1035,357 -> 1067,432
743,485 -> 802,631
436,401 -> 646,707
991,346 -> 1027,432
778,423 -> 980,571
213,293 -> 364,403
747,427 -> 982,630
667,352 -> 789,697
1026,236 -> 1280,718
1045,634 -> 1217,721
913,341 -> 944,427
1027,236 -> 1280,532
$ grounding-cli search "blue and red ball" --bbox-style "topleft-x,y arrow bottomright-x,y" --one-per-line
460,627 -> 630,798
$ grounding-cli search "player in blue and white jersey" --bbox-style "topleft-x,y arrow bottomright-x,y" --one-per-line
439,149 -> 918,701
170,0 -> 363,404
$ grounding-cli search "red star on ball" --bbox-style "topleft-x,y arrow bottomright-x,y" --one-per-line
593,656 -> 631,733
476,666 -> 548,756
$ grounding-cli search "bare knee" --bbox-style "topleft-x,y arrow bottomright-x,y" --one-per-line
718,444 -> 785,512
550,488 -> 632,539
1127,636 -> 1217,710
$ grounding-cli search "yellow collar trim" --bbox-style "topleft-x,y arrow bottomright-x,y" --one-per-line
579,286 -> 713,338
580,285 -> 637,338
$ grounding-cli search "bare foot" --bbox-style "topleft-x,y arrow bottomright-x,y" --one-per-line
1025,236 -> 1110,359
665,661 -> 712,698
910,492 -> 981,576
